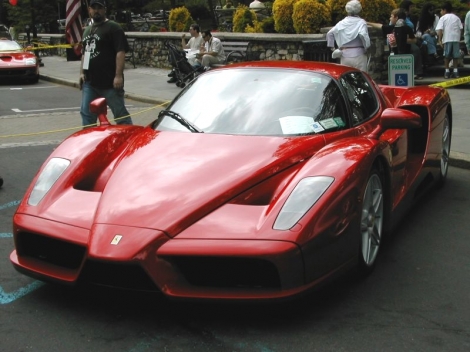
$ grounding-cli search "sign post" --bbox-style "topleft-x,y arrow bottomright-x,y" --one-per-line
388,54 -> 414,87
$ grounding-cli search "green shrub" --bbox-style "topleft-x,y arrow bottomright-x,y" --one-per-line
272,0 -> 297,34
326,0 -> 348,24
359,0 -> 397,23
292,0 -> 330,34
233,5 -> 257,33
260,16 -> 276,33
168,7 -> 194,32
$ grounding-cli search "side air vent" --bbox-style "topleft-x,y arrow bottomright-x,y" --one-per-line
16,232 -> 86,269
170,256 -> 281,289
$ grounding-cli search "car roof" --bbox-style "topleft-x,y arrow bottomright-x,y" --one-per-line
221,60 -> 361,81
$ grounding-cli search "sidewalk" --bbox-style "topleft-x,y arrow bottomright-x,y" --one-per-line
38,56 -> 470,169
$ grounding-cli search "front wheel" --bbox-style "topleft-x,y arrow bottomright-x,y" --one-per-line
437,110 -> 451,188
358,168 -> 384,275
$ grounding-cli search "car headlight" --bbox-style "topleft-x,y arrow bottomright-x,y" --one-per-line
273,176 -> 334,230
25,58 -> 37,65
28,158 -> 70,206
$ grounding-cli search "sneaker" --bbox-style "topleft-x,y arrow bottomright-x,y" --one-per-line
452,72 -> 460,78
167,77 -> 177,83
168,70 -> 175,77
444,72 -> 450,79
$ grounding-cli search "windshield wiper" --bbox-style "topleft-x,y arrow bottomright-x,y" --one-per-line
158,110 -> 203,133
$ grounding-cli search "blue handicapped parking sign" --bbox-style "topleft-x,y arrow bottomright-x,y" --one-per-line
388,54 -> 414,86
395,74 -> 408,86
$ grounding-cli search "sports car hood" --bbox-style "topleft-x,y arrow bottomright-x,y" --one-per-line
94,129 -> 325,235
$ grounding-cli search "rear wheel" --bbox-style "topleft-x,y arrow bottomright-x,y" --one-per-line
358,168 -> 384,275
437,111 -> 451,188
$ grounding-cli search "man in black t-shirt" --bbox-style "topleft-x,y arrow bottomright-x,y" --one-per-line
79,0 -> 133,127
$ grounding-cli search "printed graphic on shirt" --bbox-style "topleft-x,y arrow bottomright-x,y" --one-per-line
83,33 -> 101,59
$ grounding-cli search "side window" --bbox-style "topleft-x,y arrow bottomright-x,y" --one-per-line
315,81 -> 348,129
339,72 -> 378,126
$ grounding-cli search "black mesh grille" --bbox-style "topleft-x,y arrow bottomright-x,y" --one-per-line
0,68 -> 34,77
79,261 -> 159,291
170,256 -> 281,289
16,231 -> 86,269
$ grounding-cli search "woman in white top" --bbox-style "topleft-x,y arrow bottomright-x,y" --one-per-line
326,0 -> 371,73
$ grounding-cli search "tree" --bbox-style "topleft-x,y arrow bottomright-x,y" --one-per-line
6,0 -> 66,34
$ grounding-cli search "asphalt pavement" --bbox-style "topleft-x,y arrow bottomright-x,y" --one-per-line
34,56 -> 470,169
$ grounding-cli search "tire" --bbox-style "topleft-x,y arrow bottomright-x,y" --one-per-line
437,110 -> 451,188
357,168 -> 384,275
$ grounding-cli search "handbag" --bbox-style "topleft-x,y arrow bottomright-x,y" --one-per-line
331,49 -> 342,59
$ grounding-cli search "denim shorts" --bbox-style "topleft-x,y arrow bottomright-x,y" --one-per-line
443,42 -> 461,59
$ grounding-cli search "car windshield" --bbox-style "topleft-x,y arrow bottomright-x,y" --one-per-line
0,41 -> 22,52
153,68 -> 347,136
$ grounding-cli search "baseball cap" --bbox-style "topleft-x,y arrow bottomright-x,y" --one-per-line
90,0 -> 106,6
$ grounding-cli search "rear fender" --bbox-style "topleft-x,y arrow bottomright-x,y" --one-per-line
379,85 -> 447,108
396,86 -> 448,109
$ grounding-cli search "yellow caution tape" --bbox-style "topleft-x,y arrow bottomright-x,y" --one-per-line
0,103 -> 170,139
26,44 -> 76,50
0,44 -> 76,53
429,75 -> 470,88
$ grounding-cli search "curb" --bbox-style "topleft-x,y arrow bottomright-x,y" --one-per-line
39,74 -> 470,170
39,74 -> 170,106
449,151 -> 470,170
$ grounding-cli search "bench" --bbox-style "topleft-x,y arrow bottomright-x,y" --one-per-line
224,41 -> 251,63
125,37 -> 136,68
210,41 -> 251,68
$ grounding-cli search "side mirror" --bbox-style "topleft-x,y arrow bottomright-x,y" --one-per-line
381,108 -> 422,129
89,98 -> 110,126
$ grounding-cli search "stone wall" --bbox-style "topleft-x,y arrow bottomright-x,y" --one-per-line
37,30 -> 388,81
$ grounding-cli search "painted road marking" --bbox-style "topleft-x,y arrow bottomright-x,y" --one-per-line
1,200 -> 44,304
11,104 -> 134,113
0,281 -> 45,305
0,86 -> 58,91
0,140 -> 62,149
0,200 -> 20,210
12,107 -> 80,113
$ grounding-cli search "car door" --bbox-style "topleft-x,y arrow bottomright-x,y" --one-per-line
338,72 -> 408,205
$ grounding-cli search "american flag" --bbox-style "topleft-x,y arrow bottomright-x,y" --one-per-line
66,0 -> 83,55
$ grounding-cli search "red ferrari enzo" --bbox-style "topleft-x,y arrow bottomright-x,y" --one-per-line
10,61 -> 451,300
0,39 -> 39,83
